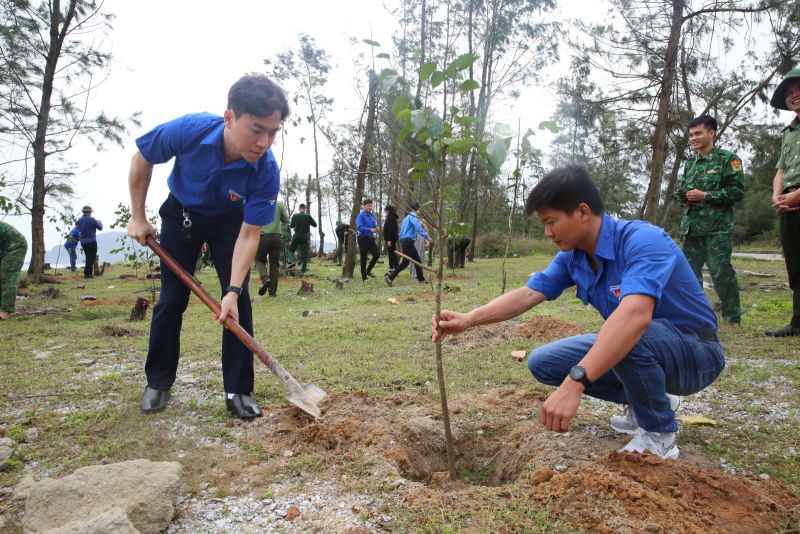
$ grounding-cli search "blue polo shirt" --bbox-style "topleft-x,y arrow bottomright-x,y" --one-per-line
135,113 -> 279,226
526,214 -> 716,331
75,214 -> 102,244
399,212 -> 429,241
356,210 -> 378,238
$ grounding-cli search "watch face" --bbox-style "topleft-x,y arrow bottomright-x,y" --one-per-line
570,366 -> 585,381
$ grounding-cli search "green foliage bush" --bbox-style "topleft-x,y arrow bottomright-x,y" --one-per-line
474,232 -> 557,258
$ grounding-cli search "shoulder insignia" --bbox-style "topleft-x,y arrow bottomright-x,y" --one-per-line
731,159 -> 743,172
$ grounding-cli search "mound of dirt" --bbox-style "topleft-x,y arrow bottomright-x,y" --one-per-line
442,323 -> 519,350
239,388 -> 797,533
516,315 -> 584,342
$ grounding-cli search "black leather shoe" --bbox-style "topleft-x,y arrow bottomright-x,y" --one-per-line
226,394 -> 262,419
258,279 -> 270,296
141,386 -> 170,413
765,325 -> 800,337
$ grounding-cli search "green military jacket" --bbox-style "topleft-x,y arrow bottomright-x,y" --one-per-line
260,201 -> 289,235
290,212 -> 317,237
777,117 -> 800,191
0,222 -> 26,249
674,146 -> 746,237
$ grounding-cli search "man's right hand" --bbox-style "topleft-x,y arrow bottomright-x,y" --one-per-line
127,217 -> 156,246
432,310 -> 470,342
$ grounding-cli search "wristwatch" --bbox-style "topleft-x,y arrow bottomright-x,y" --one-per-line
569,365 -> 592,389
225,285 -> 242,296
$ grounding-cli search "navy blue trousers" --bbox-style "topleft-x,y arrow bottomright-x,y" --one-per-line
145,195 -> 254,394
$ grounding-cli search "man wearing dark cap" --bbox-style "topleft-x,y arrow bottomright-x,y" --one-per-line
766,69 -> 800,337
75,205 -> 103,279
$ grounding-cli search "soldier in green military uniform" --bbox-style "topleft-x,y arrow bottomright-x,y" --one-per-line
766,69 -> 800,337
289,203 -> 317,274
0,222 -> 28,320
674,115 -> 745,325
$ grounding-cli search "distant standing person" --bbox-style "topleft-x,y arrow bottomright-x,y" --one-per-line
126,73 -> 289,419
385,202 -> 431,286
75,205 -> 103,279
673,115 -> 745,326
64,226 -> 80,272
0,222 -> 27,320
766,69 -> 800,337
335,219 -> 350,266
410,220 -> 428,279
289,203 -> 316,274
356,198 -> 380,281
382,205 -> 399,272
255,199 -> 289,296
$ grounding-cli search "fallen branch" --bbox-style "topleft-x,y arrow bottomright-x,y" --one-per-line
394,250 -> 437,274
742,270 -> 775,278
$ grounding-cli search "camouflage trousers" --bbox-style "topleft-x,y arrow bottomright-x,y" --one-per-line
1,230 -> 27,313
682,233 -> 740,323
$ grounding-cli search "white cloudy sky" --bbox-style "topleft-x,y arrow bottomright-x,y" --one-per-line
2,0 -> 789,257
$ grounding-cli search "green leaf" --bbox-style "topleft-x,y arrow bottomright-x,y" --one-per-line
449,139 -> 474,154
392,95 -> 411,117
398,122 -> 411,144
430,71 -> 446,89
486,138 -> 510,170
376,52 -> 390,59
413,161 -> 429,171
450,53 -> 479,72
456,116 -> 478,127
522,136 -> 531,153
363,39 -> 381,47
408,170 -> 426,182
538,120 -> 560,133
493,122 -> 515,137
425,115 -> 444,138
420,62 -> 437,81
410,110 -> 427,135
460,79 -> 480,92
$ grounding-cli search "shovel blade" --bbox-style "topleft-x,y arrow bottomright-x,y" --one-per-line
286,382 -> 327,419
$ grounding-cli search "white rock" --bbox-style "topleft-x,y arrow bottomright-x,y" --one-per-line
25,427 -> 39,443
283,450 -> 294,458
759,473 -> 770,480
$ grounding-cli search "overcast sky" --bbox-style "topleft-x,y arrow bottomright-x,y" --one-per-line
2,0 -> 789,258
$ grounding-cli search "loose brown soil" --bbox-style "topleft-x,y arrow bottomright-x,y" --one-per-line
516,315 -> 585,342
237,387 -> 798,533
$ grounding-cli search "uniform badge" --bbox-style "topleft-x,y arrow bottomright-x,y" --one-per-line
229,189 -> 245,202
609,285 -> 621,300
731,159 -> 743,172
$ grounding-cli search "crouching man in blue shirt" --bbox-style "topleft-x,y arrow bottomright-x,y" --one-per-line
126,74 -> 289,420
433,165 -> 725,459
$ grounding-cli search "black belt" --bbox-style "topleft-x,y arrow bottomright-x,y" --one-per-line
687,326 -> 718,342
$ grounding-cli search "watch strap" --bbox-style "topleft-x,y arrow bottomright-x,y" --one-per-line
225,285 -> 242,296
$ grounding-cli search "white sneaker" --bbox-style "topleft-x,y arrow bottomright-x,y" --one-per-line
620,429 -> 679,460
610,394 -> 681,435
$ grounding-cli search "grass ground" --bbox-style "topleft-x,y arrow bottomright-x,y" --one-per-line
0,248 -> 798,531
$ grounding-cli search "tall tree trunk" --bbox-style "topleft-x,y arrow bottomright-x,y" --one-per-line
29,0 -> 76,277
313,123 -> 325,257
659,137 -> 687,227
343,73 -> 378,278
642,0 -> 684,222
413,0 -> 428,109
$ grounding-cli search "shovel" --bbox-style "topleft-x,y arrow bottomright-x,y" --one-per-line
146,235 -> 326,418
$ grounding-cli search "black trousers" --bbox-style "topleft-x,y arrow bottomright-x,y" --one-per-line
81,242 -> 97,278
780,208 -> 800,328
386,240 -> 398,270
254,233 -> 282,295
146,195 -> 254,394
358,235 -> 380,280
390,239 -> 425,282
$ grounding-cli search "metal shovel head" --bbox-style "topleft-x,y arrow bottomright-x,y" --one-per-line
285,382 -> 327,419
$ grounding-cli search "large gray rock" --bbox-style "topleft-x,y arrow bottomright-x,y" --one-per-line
0,437 -> 14,469
19,459 -> 181,534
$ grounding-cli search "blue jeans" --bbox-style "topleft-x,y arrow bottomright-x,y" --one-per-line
527,319 -> 725,432
145,195 -> 254,394
66,247 -> 77,271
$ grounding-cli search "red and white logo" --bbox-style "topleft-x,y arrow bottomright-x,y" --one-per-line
609,285 -> 621,300
229,189 -> 244,202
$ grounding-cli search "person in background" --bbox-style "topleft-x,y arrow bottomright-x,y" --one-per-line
766,69 -> 800,337
64,225 -> 81,272
382,204 -> 399,272
674,114 -> 745,326
356,198 -> 380,281
281,221 -> 293,268
289,203 -> 317,275
386,202 -> 431,286
75,205 -> 103,279
411,220 -> 428,279
0,222 -> 27,320
255,199 -> 289,296
335,219 -> 350,266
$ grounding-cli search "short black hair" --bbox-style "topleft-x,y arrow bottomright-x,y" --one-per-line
687,114 -> 717,133
363,198 -> 374,206
299,203 -> 306,209
228,74 -> 290,120
525,165 -> 604,216
409,201 -> 420,211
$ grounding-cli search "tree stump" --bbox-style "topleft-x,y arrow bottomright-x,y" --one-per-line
297,280 -> 314,295
40,286 -> 61,299
335,280 -> 344,289
129,297 -> 150,321
92,258 -> 109,276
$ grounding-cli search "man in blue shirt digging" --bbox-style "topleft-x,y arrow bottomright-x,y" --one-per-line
126,74 -> 289,419
433,165 -> 725,459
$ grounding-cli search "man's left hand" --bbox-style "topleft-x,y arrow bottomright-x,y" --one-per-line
216,292 -> 240,325
540,380 -> 583,432
685,189 -> 707,202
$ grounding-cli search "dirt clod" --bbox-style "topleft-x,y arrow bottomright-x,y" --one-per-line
516,315 -> 584,342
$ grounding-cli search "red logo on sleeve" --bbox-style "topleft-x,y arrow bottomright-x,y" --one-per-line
610,285 -> 621,300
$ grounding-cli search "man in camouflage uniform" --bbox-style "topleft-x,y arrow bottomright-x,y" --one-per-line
674,115 -> 745,325
766,69 -> 800,337
0,222 -> 28,320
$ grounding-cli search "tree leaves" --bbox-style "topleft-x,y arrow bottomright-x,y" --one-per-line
460,79 -> 480,92
362,39 -> 380,47
420,62 -> 437,81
